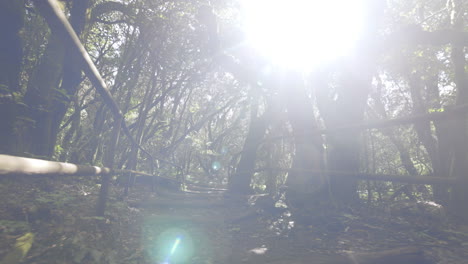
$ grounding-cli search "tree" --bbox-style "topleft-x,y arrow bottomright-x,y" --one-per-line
0,0 -> 25,155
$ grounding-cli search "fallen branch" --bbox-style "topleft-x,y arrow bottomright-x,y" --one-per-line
248,167 -> 461,185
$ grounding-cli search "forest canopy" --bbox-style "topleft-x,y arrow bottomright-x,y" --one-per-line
0,0 -> 467,215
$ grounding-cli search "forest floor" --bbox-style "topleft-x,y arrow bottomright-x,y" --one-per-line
122,187 -> 468,264
1,177 -> 468,264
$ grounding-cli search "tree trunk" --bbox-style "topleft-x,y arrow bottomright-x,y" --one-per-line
317,0 -> 381,203
21,0 -> 89,158
448,26 -> 468,217
125,82 -> 154,194
50,0 -> 90,157
0,0 -> 25,155
97,117 -> 122,216
406,73 -> 451,203
228,103 -> 267,194
23,30 -> 65,157
282,72 -> 325,208
316,69 -> 370,203
446,0 -> 468,218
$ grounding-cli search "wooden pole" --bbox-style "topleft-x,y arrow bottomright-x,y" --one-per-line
0,154 -> 111,176
250,167 -> 462,185
96,117 -> 122,216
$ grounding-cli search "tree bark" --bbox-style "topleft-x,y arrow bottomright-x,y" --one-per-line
228,103 -> 267,194
0,0 -> 25,155
21,0 -> 88,157
282,71 -> 325,208
23,30 -> 65,157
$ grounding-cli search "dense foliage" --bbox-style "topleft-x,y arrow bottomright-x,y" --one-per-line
0,0 -> 467,215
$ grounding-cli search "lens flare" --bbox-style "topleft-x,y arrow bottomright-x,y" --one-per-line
169,237 -> 182,256
211,161 -> 221,171
141,221 -> 194,264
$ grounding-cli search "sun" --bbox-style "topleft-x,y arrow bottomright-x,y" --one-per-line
240,0 -> 366,71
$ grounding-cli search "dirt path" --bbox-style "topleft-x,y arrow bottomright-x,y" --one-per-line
129,189 -> 468,264
133,190 -> 234,263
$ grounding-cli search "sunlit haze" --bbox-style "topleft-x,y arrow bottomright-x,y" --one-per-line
241,0 -> 366,71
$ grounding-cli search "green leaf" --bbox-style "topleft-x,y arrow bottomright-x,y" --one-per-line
0,232 -> 34,264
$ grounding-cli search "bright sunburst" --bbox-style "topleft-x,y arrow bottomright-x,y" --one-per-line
241,0 -> 366,71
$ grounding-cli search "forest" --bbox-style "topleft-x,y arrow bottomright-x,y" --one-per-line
0,0 -> 467,263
